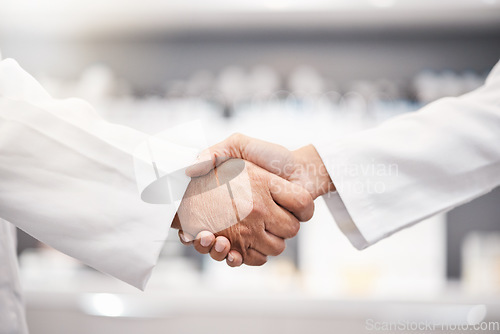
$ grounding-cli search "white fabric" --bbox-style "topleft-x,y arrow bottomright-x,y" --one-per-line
0,59 -> 202,333
316,59 -> 500,249
0,220 -> 28,334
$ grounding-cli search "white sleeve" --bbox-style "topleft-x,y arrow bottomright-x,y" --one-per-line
0,59 -> 202,289
315,60 -> 500,250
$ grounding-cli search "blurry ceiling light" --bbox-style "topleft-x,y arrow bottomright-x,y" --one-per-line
81,293 -> 125,317
370,0 -> 397,8
264,2 -> 289,10
185,70 -> 214,97
288,65 -> 324,95
216,66 -> 247,100
248,65 -> 280,95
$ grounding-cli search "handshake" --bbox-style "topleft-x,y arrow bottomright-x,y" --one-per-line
170,134 -> 335,267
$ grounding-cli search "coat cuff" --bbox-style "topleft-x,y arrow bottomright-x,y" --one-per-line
321,191 -> 370,250
313,140 -> 376,250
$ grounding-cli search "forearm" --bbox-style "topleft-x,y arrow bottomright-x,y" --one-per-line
315,67 -> 500,248
0,58 -> 198,288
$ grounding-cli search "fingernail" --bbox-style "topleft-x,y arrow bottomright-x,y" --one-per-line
180,232 -> 190,243
215,241 -> 225,253
228,253 -> 234,262
200,235 -> 211,247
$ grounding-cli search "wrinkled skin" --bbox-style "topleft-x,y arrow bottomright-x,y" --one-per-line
187,134 -> 336,200
179,134 -> 335,266
173,159 -> 314,266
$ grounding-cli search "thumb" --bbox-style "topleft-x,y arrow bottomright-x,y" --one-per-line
185,134 -> 249,177
186,133 -> 294,179
185,148 -> 233,178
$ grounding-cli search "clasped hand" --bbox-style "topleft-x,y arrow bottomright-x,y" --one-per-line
171,134 -> 335,267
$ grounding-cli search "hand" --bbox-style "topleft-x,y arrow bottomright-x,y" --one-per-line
172,216 -> 242,267
182,134 -> 334,265
186,133 -> 335,199
173,158 -> 314,266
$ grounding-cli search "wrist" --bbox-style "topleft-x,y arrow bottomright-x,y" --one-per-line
292,145 -> 335,199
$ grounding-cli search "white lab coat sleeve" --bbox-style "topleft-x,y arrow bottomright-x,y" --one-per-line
0,59 -> 202,289
314,60 -> 500,250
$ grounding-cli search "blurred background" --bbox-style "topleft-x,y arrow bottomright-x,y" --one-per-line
1,0 -> 500,333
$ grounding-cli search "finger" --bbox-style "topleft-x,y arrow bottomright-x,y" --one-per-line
264,207 -> 301,239
209,236 -> 231,262
178,230 -> 194,246
268,174 -> 315,222
227,250 -> 243,267
185,149 -> 230,178
185,147 -> 235,178
244,248 -> 268,266
193,231 -> 216,254
252,231 -> 286,257
186,133 -> 251,178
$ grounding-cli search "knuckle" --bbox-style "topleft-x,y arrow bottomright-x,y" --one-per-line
194,244 -> 209,254
229,132 -> 244,144
296,191 -> 313,210
210,252 -> 224,262
296,193 -> 314,221
236,225 -> 251,239
246,256 -> 267,266
250,201 -> 267,217
273,242 -> 286,256
289,221 -> 300,237
227,132 -> 243,145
